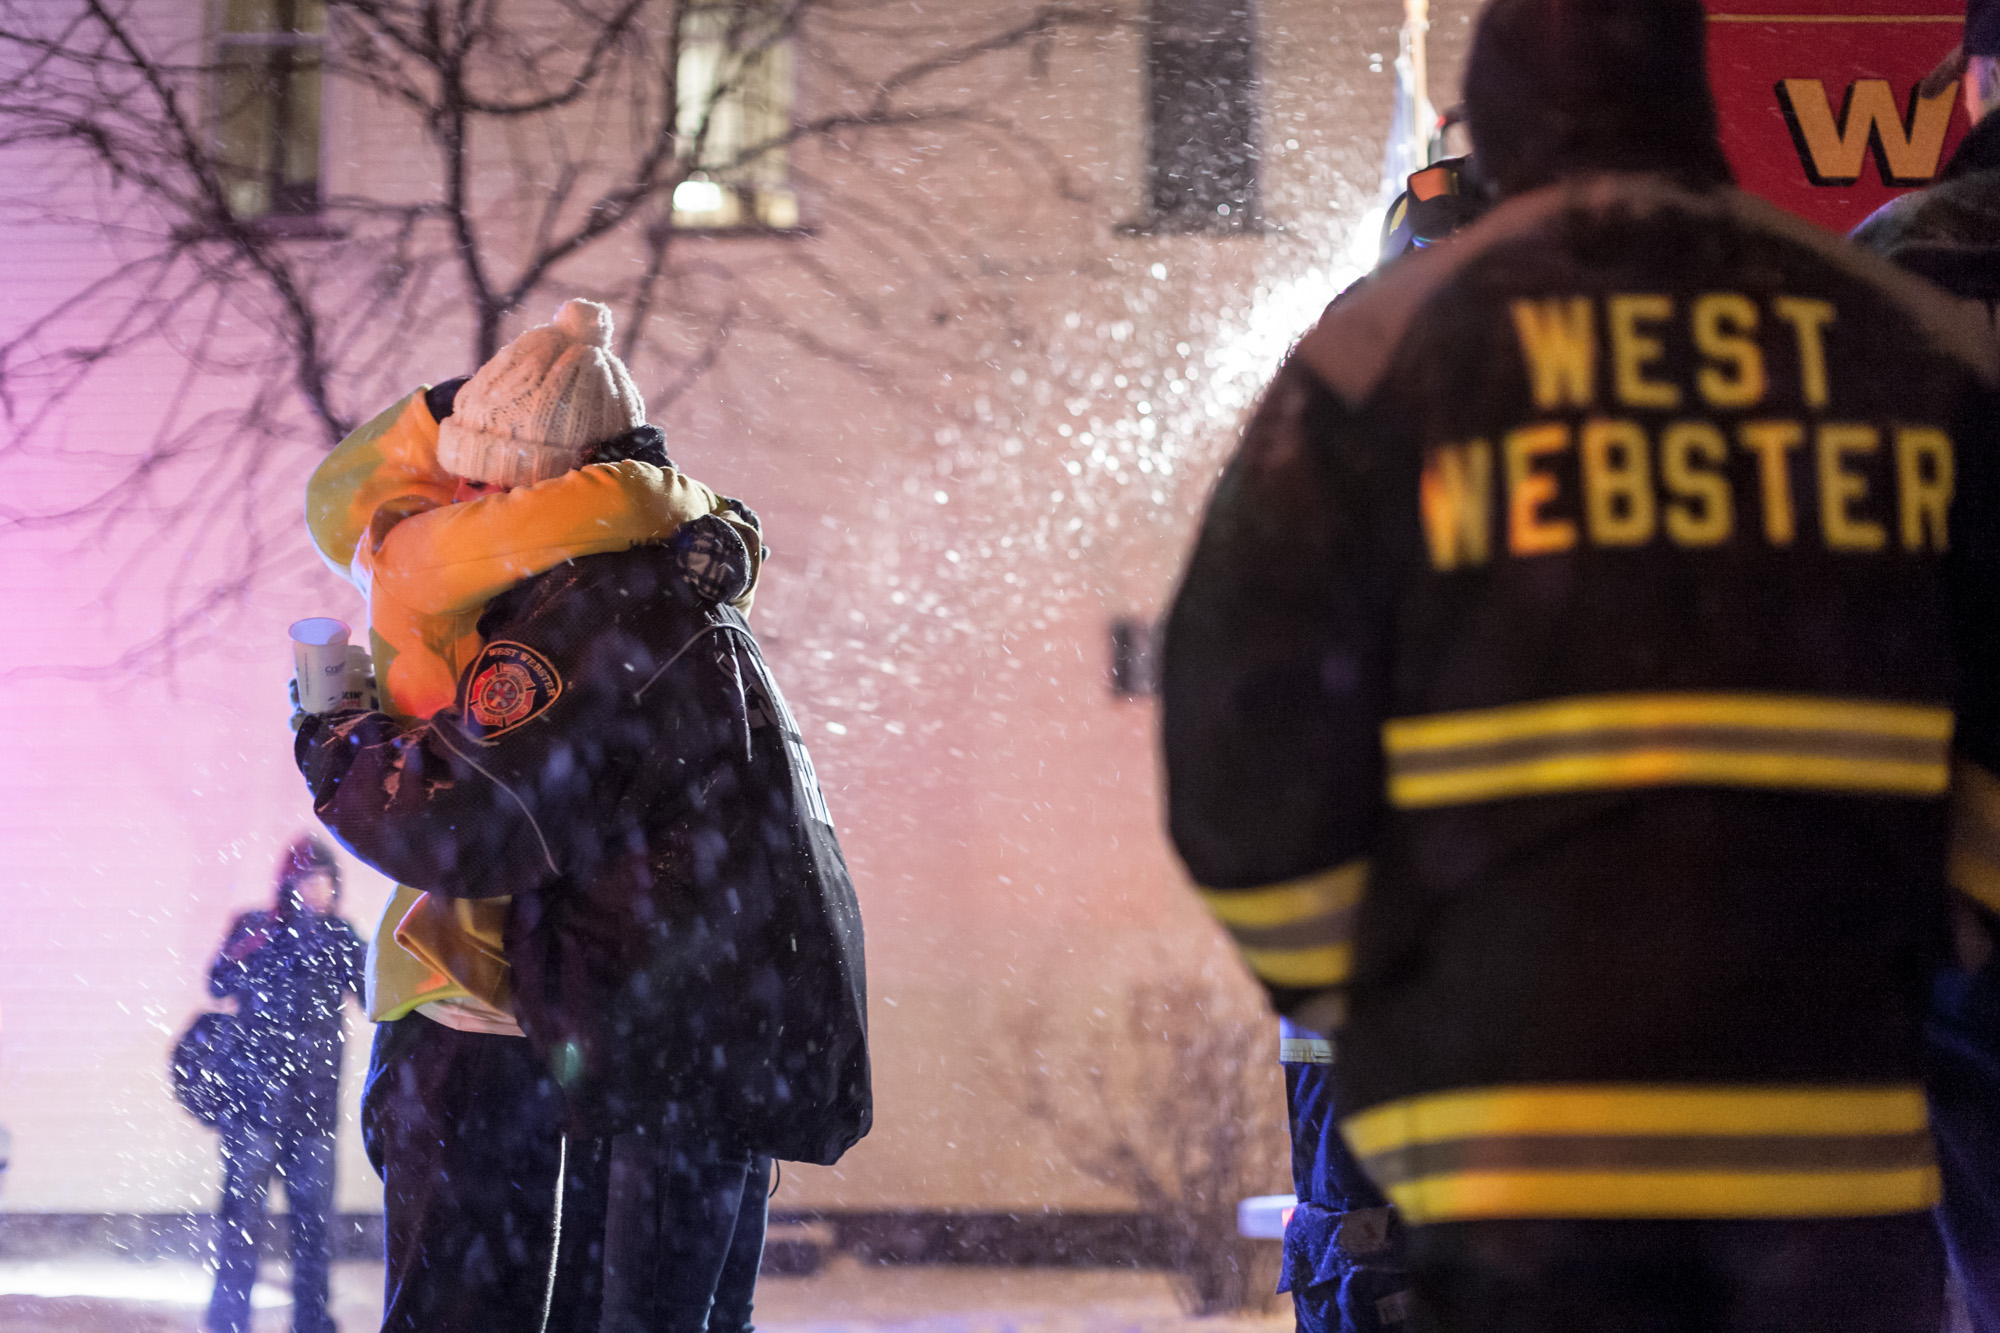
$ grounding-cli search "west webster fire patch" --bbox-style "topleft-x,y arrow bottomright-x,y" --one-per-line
461,641 -> 563,741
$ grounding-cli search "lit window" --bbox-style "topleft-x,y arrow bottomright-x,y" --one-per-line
1145,0 -> 1260,233
213,0 -> 324,219
673,5 -> 799,231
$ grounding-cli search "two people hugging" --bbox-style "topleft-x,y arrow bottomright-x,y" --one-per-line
291,299 -> 869,1333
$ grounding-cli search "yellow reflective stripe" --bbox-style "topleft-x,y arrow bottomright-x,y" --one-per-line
1349,1085 -> 1937,1222
1392,751 -> 1949,807
1382,693 -> 1952,807
1951,760 -> 2000,914
1200,859 -> 1368,929
1344,1085 -> 1929,1156
1239,942 -> 1352,990
1384,1167 -> 1941,1223
1384,694 -> 1952,753
1953,853 -> 2000,916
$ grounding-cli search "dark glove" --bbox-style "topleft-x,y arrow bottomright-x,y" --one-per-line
586,423 -> 673,468
670,514 -> 753,604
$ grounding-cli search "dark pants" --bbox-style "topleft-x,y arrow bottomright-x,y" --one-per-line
601,1129 -> 770,1333
363,1014 -> 608,1333
1404,1214 -> 1944,1333
207,1120 -> 335,1333
1930,958 -> 2000,1333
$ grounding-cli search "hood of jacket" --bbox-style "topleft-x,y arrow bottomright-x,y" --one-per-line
305,391 -> 459,583
1853,113 -> 2000,303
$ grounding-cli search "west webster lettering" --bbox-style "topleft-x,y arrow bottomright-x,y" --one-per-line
1418,295 -> 1954,570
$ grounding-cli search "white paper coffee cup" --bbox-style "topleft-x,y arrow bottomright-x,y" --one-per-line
290,617 -> 352,714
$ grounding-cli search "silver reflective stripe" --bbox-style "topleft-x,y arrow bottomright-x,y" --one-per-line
1279,1035 -> 1335,1064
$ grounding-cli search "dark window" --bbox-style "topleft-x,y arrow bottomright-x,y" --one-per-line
1109,618 -> 1160,698
1146,0 -> 1259,233
213,0 -> 324,219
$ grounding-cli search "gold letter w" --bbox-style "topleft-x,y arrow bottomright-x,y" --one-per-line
1778,78 -> 1955,187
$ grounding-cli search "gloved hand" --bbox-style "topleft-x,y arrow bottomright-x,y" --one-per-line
669,514 -> 753,605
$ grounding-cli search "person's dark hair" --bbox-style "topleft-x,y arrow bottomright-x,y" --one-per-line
425,376 -> 470,423
585,423 -> 673,469
1464,0 -> 1732,199
1973,0 -> 2000,60
274,835 -> 340,917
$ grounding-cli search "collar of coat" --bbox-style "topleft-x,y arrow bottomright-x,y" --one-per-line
1944,110 -> 2000,183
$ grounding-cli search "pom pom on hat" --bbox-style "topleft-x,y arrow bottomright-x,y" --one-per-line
556,297 -> 615,349
437,298 -> 648,488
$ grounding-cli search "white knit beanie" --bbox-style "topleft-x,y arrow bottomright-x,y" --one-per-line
436,299 -> 647,488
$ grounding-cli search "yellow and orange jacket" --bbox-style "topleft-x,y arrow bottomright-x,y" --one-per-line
305,388 -> 760,1024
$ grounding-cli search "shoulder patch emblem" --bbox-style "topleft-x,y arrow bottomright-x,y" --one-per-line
462,641 -> 563,741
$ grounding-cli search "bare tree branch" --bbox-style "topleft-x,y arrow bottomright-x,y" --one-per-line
0,0 -> 1113,670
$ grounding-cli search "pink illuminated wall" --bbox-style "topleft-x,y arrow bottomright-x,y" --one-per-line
0,0 -> 1463,1217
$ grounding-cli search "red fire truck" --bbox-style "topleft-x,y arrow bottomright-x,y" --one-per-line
1706,0 -> 1968,230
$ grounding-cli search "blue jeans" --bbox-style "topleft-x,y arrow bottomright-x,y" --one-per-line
601,1130 -> 769,1333
207,1120 -> 335,1333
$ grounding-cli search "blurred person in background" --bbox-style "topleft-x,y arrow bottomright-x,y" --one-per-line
1272,147 -> 1491,1333
1164,0 -> 2000,1327
205,835 -> 367,1333
1855,2 -> 2000,1326
1855,0 -> 2000,313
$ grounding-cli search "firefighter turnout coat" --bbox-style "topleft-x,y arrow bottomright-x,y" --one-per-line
1163,171 -> 2000,1226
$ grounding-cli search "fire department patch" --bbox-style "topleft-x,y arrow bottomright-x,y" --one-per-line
462,641 -> 563,742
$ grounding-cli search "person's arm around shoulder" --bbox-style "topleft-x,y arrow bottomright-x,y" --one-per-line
1161,351 -> 1395,1029
371,460 -> 729,617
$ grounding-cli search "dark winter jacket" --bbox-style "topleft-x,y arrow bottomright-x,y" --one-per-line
1856,109 -> 2000,1333
1164,170 -> 2000,1226
208,910 -> 367,1136
1855,113 -> 2000,307
295,534 -> 871,1163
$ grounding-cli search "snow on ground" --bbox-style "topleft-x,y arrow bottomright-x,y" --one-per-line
0,1256 -> 1295,1333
